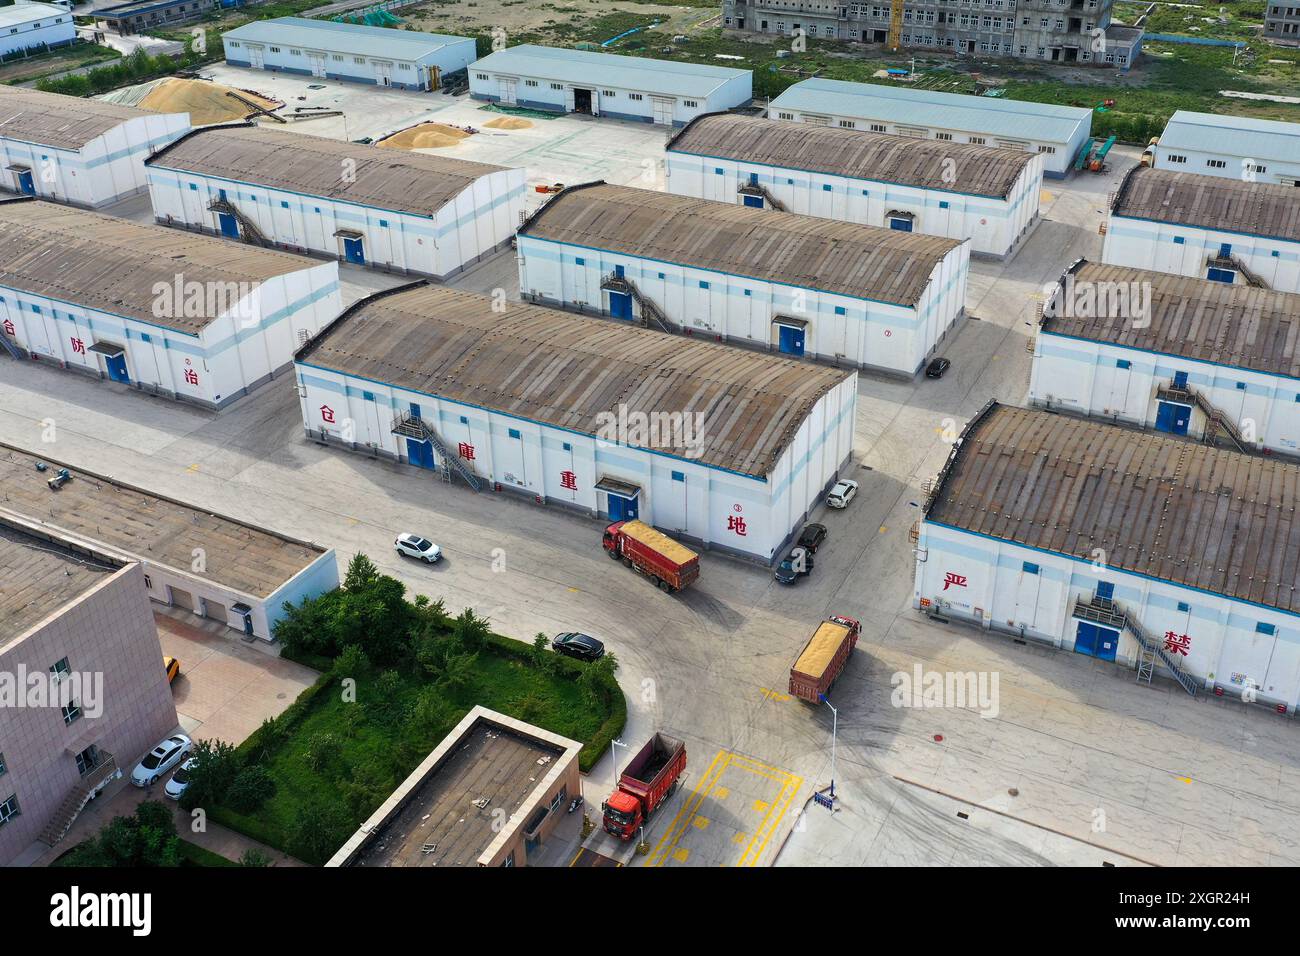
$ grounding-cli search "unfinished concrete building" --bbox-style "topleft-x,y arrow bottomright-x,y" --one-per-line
722,0 -> 1141,68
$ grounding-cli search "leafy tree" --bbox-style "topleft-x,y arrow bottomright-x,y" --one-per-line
302,732 -> 342,773
225,766 -> 276,814
62,801 -> 181,867
451,607 -> 491,652
285,799 -> 352,866
578,653 -> 619,706
364,670 -> 408,727
239,848 -> 272,867
437,650 -> 478,696
178,739 -> 240,812
333,643 -> 370,680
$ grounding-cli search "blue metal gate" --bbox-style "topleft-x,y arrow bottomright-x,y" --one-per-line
608,290 -> 632,320
406,438 -> 435,469
778,325 -> 805,356
218,213 -> 239,239
1074,620 -> 1118,662
105,353 -> 130,384
1206,267 -> 1235,283
17,170 -> 34,195
1155,400 -> 1190,435
743,194 -> 764,208
344,237 -> 365,265
607,493 -> 638,521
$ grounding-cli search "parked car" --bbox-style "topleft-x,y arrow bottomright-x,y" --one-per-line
131,734 -> 193,788
395,533 -> 442,563
552,632 -> 605,662
163,655 -> 180,685
164,758 -> 196,800
925,357 -> 951,379
797,523 -> 827,553
826,479 -> 859,509
774,546 -> 814,585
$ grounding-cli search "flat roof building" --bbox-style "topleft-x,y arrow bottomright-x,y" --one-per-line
915,402 -> 1300,706
0,198 -> 341,407
516,181 -> 968,375
328,707 -> 582,867
95,0 -> 220,36
295,283 -> 857,563
1155,110 -> 1300,186
0,86 -> 189,208
666,112 -> 1043,257
1103,166 -> 1300,293
1031,259 -> 1300,455
0,514 -> 178,864
0,2 -> 75,58
469,44 -> 751,127
768,78 -> 1092,178
146,123 -> 526,279
223,18 -> 476,90
0,441 -> 338,641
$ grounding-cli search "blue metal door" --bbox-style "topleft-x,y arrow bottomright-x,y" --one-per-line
608,494 -> 625,522
1206,267 -> 1235,283
743,194 -> 764,208
778,325 -> 805,356
889,216 -> 913,232
344,237 -> 365,265
1218,242 -> 1232,258
609,290 -> 632,320
1156,401 -> 1190,435
1096,582 -> 1114,602
1074,621 -> 1118,661
410,402 -> 421,420
1173,371 -> 1188,388
614,265 -> 625,278
218,213 -> 239,239
406,438 -> 434,469
17,170 -> 34,195
623,496 -> 638,520
105,353 -> 129,384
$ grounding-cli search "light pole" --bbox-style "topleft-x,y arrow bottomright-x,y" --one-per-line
610,738 -> 628,785
818,694 -> 838,799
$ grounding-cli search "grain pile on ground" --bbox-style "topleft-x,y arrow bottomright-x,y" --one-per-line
483,116 -> 532,130
378,122 -> 471,150
139,78 -> 280,125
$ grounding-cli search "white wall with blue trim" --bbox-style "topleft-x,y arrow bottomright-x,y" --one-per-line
1103,216 -> 1300,294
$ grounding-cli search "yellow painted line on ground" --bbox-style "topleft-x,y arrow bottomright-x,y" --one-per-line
738,770 -> 800,867
645,747 -> 728,867
746,773 -> 803,867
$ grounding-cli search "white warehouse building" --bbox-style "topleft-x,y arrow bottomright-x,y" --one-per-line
768,78 -> 1092,178
1030,259 -> 1300,456
222,17 -> 476,90
1154,110 -> 1300,187
145,123 -> 526,280
0,85 -> 189,208
915,402 -> 1300,710
294,283 -> 857,564
516,182 -> 969,376
665,112 -> 1043,258
0,2 -> 75,58
468,44 -> 751,126
1104,167 -> 1300,293
0,198 -> 341,409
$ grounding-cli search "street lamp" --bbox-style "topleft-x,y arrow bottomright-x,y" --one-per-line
818,694 -> 838,799
610,738 -> 628,784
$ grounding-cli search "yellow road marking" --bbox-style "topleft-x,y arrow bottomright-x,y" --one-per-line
747,773 -> 802,867
733,832 -> 747,844
673,847 -> 690,863
714,786 -> 729,799
646,747 -> 727,867
692,816 -> 710,830
754,799 -> 769,812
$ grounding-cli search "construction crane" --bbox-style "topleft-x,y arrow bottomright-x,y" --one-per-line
887,0 -> 904,52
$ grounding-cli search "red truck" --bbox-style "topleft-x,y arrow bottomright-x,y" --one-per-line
601,733 -> 687,840
602,519 -> 700,593
788,615 -> 861,703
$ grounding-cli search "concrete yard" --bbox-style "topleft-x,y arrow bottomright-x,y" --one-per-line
8,99 -> 1300,868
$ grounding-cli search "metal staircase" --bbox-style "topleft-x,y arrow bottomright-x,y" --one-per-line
39,751 -> 119,847
1072,594 -> 1197,696
736,182 -> 786,211
1156,381 -> 1248,453
1206,254 -> 1268,289
208,197 -> 270,246
391,412 -> 482,492
0,328 -> 22,360
600,272 -> 679,335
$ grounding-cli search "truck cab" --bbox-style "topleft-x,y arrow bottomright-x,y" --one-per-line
602,791 -> 642,838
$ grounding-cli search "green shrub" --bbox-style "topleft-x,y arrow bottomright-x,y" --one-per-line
225,766 -> 276,814
178,739 -> 240,812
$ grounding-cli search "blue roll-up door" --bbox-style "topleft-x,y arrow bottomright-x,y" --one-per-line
218,213 -> 239,239
778,325 -> 805,356
609,290 -> 632,320
743,194 -> 764,208
344,237 -> 365,265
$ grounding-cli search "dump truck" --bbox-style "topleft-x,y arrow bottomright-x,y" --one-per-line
788,615 -> 861,703
602,733 -> 687,840
602,519 -> 700,593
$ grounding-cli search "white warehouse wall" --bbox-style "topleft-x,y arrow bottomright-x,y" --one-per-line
914,520 -> 1300,710
293,362 -> 857,563
147,165 -> 527,279
1029,333 -> 1300,456
665,150 -> 1043,258
0,8 -> 75,57
0,262 -> 340,408
1103,215 -> 1300,294
515,235 -> 969,376
0,112 -> 190,208
1154,147 -> 1300,187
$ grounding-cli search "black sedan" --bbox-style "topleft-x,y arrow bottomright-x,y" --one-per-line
774,547 -> 814,585
925,357 -> 951,379
797,523 -> 827,553
552,632 -> 605,662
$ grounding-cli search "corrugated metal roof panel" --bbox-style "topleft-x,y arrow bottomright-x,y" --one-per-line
770,78 -> 1090,144
1042,260 -> 1300,378
667,112 -> 1036,199
147,124 -> 507,217
0,85 -> 171,151
519,183 -> 962,307
0,199 -> 323,334
927,403 -> 1300,613
1111,166 -> 1300,242
222,17 -> 471,61
1159,110 -> 1300,165
469,44 -> 750,98
298,284 -> 851,478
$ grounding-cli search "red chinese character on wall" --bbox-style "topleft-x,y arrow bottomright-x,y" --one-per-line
184,367 -> 199,386
560,470 -> 577,490
943,572 -> 967,591
320,404 -> 335,424
458,442 -> 475,461
2,319 -> 13,336
70,337 -> 85,355
727,514 -> 747,536
1164,631 -> 1191,656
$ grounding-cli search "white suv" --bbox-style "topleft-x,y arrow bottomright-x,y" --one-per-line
826,479 -> 859,509
395,533 -> 442,563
